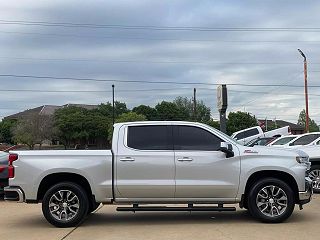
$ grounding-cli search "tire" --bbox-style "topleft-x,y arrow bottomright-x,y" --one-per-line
309,165 -> 320,193
88,201 -> 101,214
42,182 -> 89,228
247,178 -> 295,223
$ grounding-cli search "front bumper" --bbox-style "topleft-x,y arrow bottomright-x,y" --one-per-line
298,177 -> 313,205
4,186 -> 25,203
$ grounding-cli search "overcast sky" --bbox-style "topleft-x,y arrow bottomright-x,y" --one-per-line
0,0 -> 320,123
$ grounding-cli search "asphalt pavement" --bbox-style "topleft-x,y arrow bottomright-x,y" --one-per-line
0,195 -> 319,240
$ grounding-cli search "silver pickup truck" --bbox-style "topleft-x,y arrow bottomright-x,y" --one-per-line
5,121 -> 312,227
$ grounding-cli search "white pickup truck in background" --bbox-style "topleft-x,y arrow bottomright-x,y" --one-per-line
231,126 -> 291,145
5,121 -> 312,228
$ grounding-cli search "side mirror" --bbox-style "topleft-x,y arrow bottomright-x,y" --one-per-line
219,142 -> 234,158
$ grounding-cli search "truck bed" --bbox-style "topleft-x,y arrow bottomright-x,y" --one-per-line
10,150 -> 113,202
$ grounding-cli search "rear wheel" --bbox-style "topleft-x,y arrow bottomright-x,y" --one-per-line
309,165 -> 320,193
247,178 -> 295,223
42,182 -> 89,228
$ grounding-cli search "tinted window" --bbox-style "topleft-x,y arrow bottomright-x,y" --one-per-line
234,128 -> 259,140
234,132 -> 245,140
127,125 -> 173,150
291,134 -> 320,146
174,126 -> 222,151
243,128 -> 259,138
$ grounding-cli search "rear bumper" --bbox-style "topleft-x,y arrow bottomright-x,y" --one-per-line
298,177 -> 313,205
0,179 -> 8,195
4,187 -> 25,203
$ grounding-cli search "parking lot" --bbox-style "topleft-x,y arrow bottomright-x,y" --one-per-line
0,195 -> 319,240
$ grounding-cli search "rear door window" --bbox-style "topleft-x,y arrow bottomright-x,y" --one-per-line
127,125 -> 173,150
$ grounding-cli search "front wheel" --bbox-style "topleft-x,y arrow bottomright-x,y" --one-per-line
247,178 -> 295,223
42,182 -> 89,228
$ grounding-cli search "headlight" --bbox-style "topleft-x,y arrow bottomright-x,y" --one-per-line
296,156 -> 311,170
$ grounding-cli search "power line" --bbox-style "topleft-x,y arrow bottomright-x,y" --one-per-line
2,30 -> 320,44
1,73 -> 320,88
1,56 -> 319,65
228,90 -> 320,97
1,20 -> 320,32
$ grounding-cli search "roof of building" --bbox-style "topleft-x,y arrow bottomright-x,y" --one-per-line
258,119 -> 305,131
4,104 -> 98,120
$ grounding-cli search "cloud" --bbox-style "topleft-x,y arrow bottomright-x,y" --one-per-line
0,0 -> 320,123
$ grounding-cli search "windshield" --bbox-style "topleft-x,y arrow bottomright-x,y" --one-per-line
271,136 -> 296,145
291,134 -> 320,146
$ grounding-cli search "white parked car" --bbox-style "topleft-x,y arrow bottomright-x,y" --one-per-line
291,145 -> 320,193
267,135 -> 300,147
231,126 -> 291,145
284,132 -> 320,148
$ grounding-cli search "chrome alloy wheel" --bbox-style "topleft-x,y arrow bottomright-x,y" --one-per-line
49,190 -> 80,222
256,185 -> 288,217
309,169 -> 320,191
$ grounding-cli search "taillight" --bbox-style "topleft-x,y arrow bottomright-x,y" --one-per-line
0,165 -> 6,173
8,153 -> 18,178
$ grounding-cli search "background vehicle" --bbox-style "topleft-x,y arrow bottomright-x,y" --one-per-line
283,132 -> 320,148
267,135 -> 299,146
0,151 -> 9,197
5,121 -> 312,227
288,145 -> 320,193
245,137 -> 277,147
231,126 -> 291,145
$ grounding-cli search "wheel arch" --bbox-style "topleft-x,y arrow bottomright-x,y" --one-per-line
37,172 -> 94,202
242,170 -> 299,207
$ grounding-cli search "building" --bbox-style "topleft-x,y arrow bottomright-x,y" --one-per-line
4,104 -> 103,149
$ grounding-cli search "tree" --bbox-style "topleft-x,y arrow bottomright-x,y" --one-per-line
54,106 -> 111,149
298,109 -> 319,132
12,114 -> 54,149
205,119 -> 220,129
173,96 -> 211,122
116,112 -> 147,123
227,111 -> 258,135
132,105 -> 157,120
155,101 -> 186,120
108,112 -> 147,141
96,101 -> 128,118
0,119 -> 16,144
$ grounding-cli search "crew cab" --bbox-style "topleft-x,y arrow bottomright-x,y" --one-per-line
5,121 -> 312,227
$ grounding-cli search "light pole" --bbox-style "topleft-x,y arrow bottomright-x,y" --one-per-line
112,84 -> 115,126
298,49 -> 309,133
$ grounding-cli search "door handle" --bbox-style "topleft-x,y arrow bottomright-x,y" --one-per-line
177,157 -> 193,162
120,157 -> 135,162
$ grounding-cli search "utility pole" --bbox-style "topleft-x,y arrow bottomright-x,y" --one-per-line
193,88 -> 197,120
217,85 -> 228,133
265,117 -> 268,131
298,49 -> 309,132
112,84 -> 115,126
